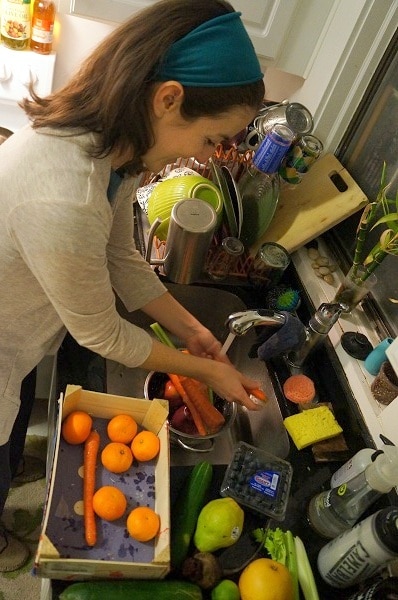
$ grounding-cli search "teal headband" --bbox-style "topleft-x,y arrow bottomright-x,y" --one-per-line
157,12 -> 263,87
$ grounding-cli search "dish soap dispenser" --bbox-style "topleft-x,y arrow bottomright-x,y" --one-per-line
308,445 -> 398,539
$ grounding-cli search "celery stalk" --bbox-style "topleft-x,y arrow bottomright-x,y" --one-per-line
285,530 -> 299,600
150,322 -> 176,348
254,527 -> 299,600
294,536 -> 319,600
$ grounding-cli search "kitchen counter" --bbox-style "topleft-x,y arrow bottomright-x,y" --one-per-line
47,255 -> 397,599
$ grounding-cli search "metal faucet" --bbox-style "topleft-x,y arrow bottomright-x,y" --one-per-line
226,309 -> 286,336
286,302 -> 345,370
226,303 -> 346,370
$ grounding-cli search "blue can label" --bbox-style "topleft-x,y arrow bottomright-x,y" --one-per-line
253,124 -> 294,173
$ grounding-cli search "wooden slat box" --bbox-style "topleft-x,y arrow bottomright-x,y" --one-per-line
34,385 -> 170,581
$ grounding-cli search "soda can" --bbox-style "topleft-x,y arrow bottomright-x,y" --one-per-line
279,134 -> 324,185
252,124 -> 294,174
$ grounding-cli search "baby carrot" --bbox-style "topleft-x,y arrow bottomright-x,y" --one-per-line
83,429 -> 100,547
247,387 -> 268,403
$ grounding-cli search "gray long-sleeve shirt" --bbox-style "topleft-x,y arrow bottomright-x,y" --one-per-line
0,126 -> 166,444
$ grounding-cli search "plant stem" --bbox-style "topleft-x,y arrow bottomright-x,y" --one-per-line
352,202 -> 378,276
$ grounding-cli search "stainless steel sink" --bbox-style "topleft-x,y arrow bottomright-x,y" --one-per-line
106,283 -> 290,466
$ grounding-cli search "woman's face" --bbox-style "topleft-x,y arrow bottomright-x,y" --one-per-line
143,104 -> 256,174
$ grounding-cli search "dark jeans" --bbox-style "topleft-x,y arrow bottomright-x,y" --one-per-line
0,368 -> 37,517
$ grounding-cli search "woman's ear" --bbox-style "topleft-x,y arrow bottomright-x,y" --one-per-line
152,81 -> 184,117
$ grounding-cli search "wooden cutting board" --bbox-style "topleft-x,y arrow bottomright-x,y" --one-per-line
250,153 -> 368,255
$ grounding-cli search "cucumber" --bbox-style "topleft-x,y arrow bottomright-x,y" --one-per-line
59,579 -> 202,600
171,461 -> 213,570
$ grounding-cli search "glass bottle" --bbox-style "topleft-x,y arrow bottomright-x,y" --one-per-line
1,0 -> 31,50
317,506 -> 398,588
30,0 -> 55,54
308,446 -> 398,539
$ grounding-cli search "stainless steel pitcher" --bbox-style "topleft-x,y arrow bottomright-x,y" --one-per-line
146,198 -> 217,284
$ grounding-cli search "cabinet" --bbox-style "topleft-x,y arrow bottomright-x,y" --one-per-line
57,0 -> 334,76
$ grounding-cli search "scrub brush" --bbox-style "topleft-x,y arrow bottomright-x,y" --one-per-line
266,285 -> 301,312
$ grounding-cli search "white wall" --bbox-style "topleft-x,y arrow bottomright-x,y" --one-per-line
51,13 -> 299,102
52,13 -> 114,90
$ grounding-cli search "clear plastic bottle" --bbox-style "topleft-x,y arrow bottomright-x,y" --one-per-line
30,0 -> 55,54
317,506 -> 398,588
330,448 -> 384,488
1,0 -> 31,50
308,446 -> 398,539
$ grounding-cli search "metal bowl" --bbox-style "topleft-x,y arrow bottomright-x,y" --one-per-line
144,371 -> 237,452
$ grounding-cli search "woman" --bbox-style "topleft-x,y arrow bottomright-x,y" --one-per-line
0,0 -> 265,571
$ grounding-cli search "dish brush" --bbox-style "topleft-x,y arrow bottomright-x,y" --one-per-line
266,285 -> 301,312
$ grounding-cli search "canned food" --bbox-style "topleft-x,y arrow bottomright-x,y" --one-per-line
248,242 -> 291,289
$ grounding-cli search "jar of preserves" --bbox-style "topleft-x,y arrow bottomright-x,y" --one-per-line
1,0 -> 31,50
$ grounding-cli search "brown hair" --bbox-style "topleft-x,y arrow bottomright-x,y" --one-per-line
21,0 -> 264,174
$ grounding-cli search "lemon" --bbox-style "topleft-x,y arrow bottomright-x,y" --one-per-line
239,558 -> 294,600
211,579 -> 241,600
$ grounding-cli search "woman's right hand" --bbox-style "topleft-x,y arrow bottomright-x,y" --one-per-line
199,359 -> 263,411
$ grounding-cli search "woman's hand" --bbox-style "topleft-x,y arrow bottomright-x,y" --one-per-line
184,326 -> 223,359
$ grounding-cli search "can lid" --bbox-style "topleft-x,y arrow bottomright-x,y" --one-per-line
258,242 -> 290,268
221,237 -> 244,256
374,506 -> 398,553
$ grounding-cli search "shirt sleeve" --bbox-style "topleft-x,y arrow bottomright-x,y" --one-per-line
7,192 -> 165,368
106,179 -> 167,312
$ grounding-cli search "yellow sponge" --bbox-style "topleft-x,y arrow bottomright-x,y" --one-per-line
283,406 -> 343,450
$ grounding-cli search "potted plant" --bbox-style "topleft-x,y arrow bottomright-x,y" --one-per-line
335,162 -> 398,311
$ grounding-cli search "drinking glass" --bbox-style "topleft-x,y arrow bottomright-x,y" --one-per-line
334,265 -> 377,312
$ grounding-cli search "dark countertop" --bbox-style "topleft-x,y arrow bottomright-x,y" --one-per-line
52,270 -> 397,599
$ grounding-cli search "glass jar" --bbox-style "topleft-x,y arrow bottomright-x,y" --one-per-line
207,237 -> 244,281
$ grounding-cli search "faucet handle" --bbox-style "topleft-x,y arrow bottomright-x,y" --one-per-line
310,302 -> 344,334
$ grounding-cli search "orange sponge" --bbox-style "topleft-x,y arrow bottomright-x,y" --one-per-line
283,374 -> 316,404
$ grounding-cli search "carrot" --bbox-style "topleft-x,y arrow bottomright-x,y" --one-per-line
150,322 -> 224,434
180,377 -> 225,435
168,373 -> 207,436
83,429 -> 100,547
246,387 -> 268,403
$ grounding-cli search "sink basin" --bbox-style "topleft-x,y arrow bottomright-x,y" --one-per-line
106,283 -> 290,466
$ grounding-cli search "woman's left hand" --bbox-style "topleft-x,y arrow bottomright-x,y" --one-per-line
184,327 -> 224,360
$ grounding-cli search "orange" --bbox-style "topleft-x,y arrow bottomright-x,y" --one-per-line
101,442 -> 133,473
239,558 -> 294,600
61,410 -> 92,445
92,485 -> 127,521
126,506 -> 160,542
107,414 -> 138,444
131,430 -> 160,462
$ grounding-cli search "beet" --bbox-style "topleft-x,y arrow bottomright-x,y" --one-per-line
170,405 -> 199,435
